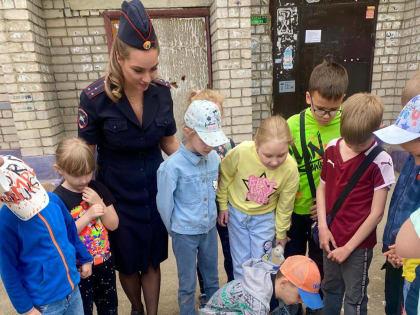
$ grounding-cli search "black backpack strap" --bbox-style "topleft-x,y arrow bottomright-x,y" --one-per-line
300,111 -> 317,199
329,145 -> 384,221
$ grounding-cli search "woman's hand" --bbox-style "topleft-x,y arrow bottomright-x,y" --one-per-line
218,210 -> 228,227
160,136 -> 179,156
82,187 -> 103,206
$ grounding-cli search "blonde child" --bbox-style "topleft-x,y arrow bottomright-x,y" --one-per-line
318,93 -> 395,314
157,99 -> 228,315
217,115 -> 300,279
53,137 -> 119,315
188,89 -> 236,306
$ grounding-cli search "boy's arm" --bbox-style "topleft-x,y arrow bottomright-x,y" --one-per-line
329,187 -> 388,263
156,166 -> 176,234
0,218 -> 34,314
396,209 -> 420,258
316,181 -> 337,253
275,169 -> 299,247
52,194 -> 92,264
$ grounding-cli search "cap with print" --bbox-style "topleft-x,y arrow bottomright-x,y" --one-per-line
0,155 -> 49,221
118,0 -> 156,50
184,100 -> 229,147
280,255 -> 323,310
374,95 -> 420,144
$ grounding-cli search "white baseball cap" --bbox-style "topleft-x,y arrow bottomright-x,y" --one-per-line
0,155 -> 49,221
374,95 -> 420,144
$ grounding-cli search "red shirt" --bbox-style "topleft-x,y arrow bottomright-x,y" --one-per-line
320,138 -> 395,248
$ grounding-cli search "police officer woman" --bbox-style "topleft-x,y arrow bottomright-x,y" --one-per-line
78,1 -> 179,314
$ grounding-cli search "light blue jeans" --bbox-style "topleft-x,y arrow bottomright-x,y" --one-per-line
227,203 -> 275,279
36,286 -> 84,315
172,226 -> 219,315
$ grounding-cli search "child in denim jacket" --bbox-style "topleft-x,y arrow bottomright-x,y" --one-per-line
157,99 -> 228,315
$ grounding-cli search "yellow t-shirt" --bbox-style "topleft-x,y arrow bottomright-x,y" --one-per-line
217,141 -> 300,239
403,258 -> 420,282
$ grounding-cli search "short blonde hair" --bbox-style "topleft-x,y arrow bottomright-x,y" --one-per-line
340,93 -> 384,145
55,137 -> 96,176
187,89 -> 224,114
255,115 -> 294,146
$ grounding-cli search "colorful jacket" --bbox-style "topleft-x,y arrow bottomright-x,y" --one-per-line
0,192 -> 92,314
382,154 -> 420,252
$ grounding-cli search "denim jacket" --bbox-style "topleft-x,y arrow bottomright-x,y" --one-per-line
156,144 -> 220,235
383,155 -> 420,252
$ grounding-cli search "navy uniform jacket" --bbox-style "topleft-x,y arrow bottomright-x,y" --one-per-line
78,77 -> 176,223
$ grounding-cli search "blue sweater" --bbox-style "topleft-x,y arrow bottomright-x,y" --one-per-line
382,155 -> 420,252
0,192 -> 92,314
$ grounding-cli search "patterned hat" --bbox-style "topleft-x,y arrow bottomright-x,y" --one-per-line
374,95 -> 420,144
184,100 -> 229,147
0,155 -> 49,221
280,255 -> 323,310
118,0 -> 156,50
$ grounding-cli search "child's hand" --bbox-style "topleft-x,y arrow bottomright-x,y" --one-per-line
327,246 -> 351,264
319,226 -> 337,254
88,204 -> 105,220
384,244 -> 403,268
218,210 -> 228,227
79,262 -> 92,278
82,187 -> 103,206
310,203 -> 317,221
24,307 -> 42,315
276,237 -> 289,248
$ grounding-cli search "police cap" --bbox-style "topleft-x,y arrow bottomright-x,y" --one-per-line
118,0 -> 156,50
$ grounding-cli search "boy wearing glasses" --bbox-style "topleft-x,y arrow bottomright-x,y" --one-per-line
285,55 -> 348,314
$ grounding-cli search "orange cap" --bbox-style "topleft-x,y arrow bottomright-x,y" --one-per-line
280,255 -> 323,309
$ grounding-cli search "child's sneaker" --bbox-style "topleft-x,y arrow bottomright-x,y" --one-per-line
199,293 -> 208,308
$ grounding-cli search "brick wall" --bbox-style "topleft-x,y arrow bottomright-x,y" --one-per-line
250,0 -> 272,135
44,0 -> 108,135
0,0 -> 63,156
372,0 -> 420,126
210,0 -> 253,143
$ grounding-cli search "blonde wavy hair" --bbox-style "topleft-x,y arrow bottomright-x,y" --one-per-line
55,137 -> 96,176
105,37 -> 160,103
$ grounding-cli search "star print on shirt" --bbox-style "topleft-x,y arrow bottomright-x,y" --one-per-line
243,172 -> 278,205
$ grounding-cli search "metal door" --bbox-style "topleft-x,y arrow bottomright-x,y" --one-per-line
271,0 -> 379,118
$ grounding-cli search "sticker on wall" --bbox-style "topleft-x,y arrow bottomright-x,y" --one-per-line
251,15 -> 268,25
283,46 -> 293,70
305,30 -> 322,43
366,6 -> 375,19
277,7 -> 296,35
279,80 -> 296,93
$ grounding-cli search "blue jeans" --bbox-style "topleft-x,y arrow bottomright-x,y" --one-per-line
36,286 -> 84,315
227,203 -> 275,279
172,227 -> 219,315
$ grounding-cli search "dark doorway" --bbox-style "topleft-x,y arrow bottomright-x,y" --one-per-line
270,0 -> 379,118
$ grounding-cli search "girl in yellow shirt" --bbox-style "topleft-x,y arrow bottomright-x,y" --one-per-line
217,116 -> 300,279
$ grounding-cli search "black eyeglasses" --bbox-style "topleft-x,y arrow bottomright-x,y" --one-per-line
310,95 -> 341,118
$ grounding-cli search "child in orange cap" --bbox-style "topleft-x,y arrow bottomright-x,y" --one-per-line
199,255 -> 322,315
